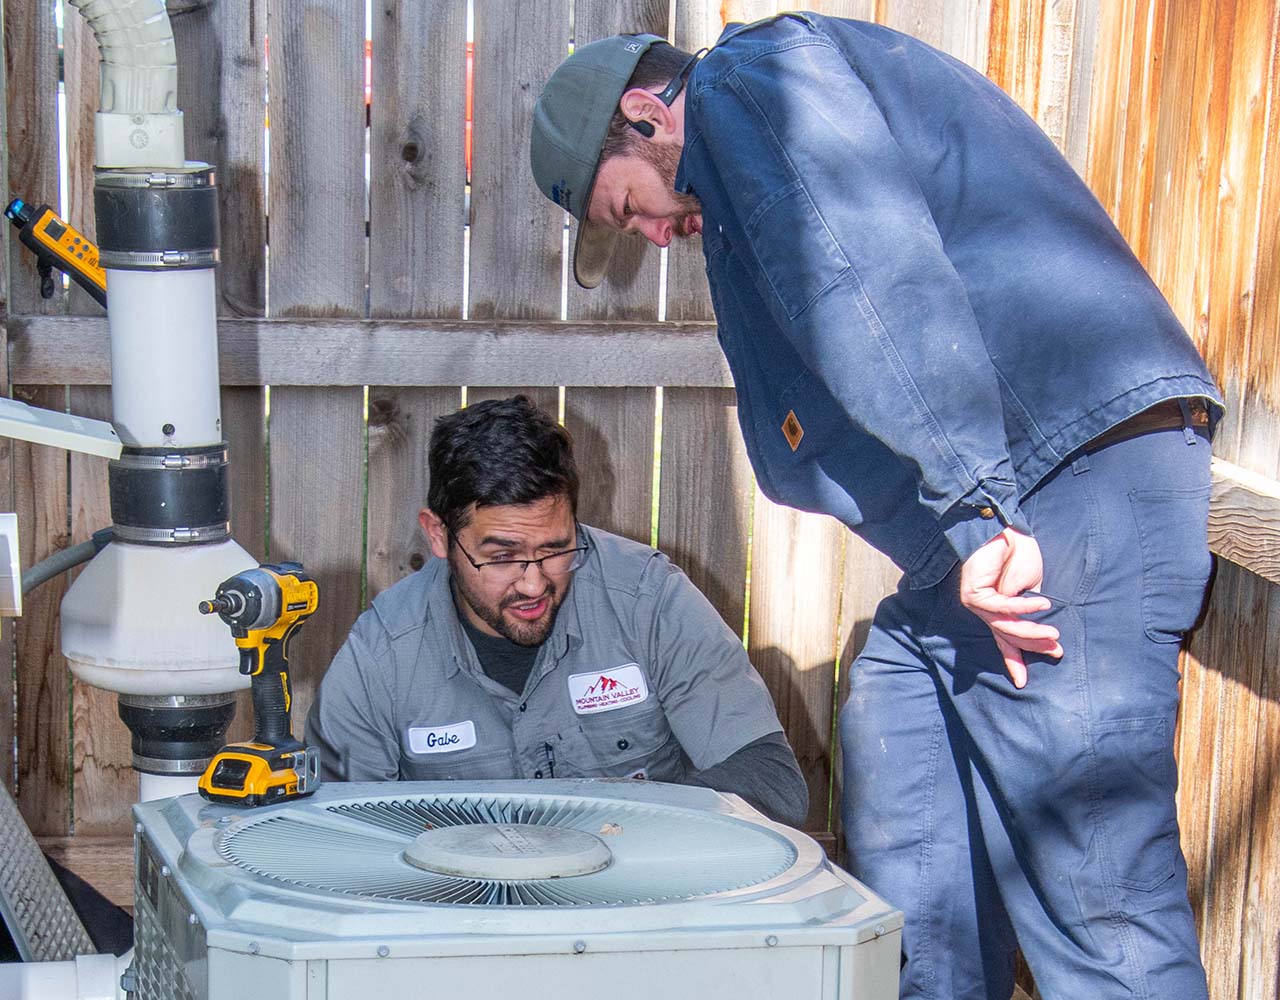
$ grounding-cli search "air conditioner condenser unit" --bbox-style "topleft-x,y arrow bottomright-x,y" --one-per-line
131,780 -> 902,999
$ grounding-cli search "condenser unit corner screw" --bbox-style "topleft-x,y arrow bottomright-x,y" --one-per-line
120,966 -> 138,993
160,865 -> 171,877
189,912 -> 199,925
135,822 -> 144,834
765,935 -> 779,947
573,940 -> 587,954
377,945 -> 390,958
874,924 -> 886,937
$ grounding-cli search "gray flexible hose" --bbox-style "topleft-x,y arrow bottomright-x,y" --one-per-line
21,527 -> 114,595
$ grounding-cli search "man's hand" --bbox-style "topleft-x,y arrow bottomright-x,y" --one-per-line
959,528 -> 1064,688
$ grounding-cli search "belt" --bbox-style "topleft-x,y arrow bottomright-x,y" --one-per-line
1085,398 -> 1210,453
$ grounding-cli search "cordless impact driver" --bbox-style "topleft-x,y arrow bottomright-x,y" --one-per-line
197,562 -> 322,806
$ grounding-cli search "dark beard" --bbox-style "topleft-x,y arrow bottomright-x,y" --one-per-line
639,139 -> 703,217
451,571 -> 565,647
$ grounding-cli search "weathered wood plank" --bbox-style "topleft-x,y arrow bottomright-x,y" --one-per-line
0,324 -> 11,793
1192,561 -> 1267,1000
220,386 -> 264,743
8,315 -> 732,388
747,500 -> 844,832
366,387 -> 461,601
665,2 -> 719,321
831,533 -> 902,857
369,0 -> 467,318
564,387 -> 656,545
1209,457 -> 1280,585
266,0 -> 367,736
466,387 -> 559,415
880,0 -> 991,70
267,386 -> 365,737
657,387 -> 752,638
1242,577 -> 1280,1000
469,0 -> 569,320
561,1 -> 665,543
12,385 -> 71,836
62,1 -> 104,318
728,0 -> 874,21
266,0 -> 366,317
173,0 -> 268,318
36,836 -> 134,912
4,0 -> 61,315
563,0 -> 665,318
67,386 -> 134,835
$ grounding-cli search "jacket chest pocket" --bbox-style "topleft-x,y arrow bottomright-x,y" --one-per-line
574,708 -> 683,782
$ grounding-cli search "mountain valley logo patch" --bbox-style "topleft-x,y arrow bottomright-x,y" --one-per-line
568,664 -> 649,715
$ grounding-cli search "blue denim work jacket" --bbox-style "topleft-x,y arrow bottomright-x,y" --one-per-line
675,13 -> 1222,588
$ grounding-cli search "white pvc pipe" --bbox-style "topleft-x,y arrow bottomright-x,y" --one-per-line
140,771 -> 199,801
106,268 -> 222,448
0,950 -> 129,1000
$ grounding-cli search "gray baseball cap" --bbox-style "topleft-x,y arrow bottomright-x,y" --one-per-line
531,34 -> 664,289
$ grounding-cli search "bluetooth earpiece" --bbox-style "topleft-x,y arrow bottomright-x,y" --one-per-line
629,119 -> 655,138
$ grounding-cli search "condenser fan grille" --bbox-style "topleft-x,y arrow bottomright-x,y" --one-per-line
216,793 -> 798,906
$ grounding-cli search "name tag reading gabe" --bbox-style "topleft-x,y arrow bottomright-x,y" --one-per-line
568,664 -> 649,715
408,720 -> 476,754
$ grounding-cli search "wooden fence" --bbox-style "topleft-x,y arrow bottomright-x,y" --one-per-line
3,2 -> 1279,998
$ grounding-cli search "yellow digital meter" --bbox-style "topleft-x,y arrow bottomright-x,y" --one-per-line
5,198 -> 107,307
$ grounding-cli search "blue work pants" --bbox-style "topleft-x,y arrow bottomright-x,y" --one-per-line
840,422 -> 1212,1000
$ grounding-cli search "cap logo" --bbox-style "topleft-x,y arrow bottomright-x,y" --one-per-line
624,41 -> 643,52
550,181 -> 573,210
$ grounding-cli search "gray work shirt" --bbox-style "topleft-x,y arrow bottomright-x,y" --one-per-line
306,525 -> 784,783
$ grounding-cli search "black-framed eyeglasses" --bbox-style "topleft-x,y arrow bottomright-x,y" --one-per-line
449,526 -> 590,584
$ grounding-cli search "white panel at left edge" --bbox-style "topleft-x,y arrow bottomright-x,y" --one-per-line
0,396 -> 123,459
0,513 -> 19,617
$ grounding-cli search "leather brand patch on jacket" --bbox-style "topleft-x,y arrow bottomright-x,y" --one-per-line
782,410 -> 804,451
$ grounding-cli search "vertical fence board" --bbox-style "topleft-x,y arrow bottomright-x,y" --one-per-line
369,0 -> 467,319
267,387 -> 364,736
365,0 -> 467,603
1196,564 -> 1267,1000
832,537 -> 902,854
0,330 -> 9,793
366,388 -> 460,601
174,0 -> 268,319
747,501 -> 844,832
61,8 -> 133,830
881,0 -> 991,69
563,0 -> 665,320
665,2 -> 718,321
469,0 -> 568,320
4,0 -> 60,315
565,387 -> 656,544
267,0 -> 367,734
67,387 -> 134,834
62,2 -> 102,318
175,0 -> 268,745
561,2 -> 665,548
659,5 -> 751,639
1242,582 -> 1280,1000
8,0 -> 66,827
657,388 -> 751,637
12,385 -> 70,835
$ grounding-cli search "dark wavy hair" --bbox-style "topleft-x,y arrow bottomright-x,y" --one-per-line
600,41 -> 695,164
427,395 -> 579,534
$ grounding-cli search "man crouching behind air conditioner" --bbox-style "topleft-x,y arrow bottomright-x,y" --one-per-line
307,395 -> 808,827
